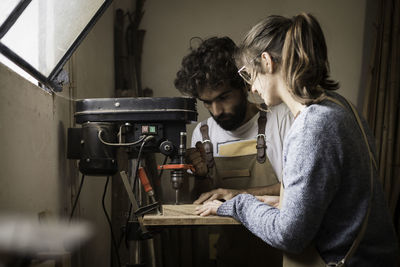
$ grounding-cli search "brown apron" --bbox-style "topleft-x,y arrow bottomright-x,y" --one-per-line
211,153 -> 279,189
200,110 -> 279,189
279,96 -> 375,267
198,112 -> 282,267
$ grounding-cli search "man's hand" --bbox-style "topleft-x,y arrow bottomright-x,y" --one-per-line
194,188 -> 242,204
185,141 -> 208,177
194,200 -> 223,216
255,195 -> 280,208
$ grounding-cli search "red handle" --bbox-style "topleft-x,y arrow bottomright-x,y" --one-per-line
157,164 -> 195,172
138,167 -> 153,193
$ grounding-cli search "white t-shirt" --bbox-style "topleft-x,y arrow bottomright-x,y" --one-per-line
191,103 -> 293,181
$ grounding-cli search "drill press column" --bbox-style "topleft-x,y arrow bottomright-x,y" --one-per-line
170,132 -> 187,204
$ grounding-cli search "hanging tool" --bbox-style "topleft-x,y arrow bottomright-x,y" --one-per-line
138,167 -> 161,214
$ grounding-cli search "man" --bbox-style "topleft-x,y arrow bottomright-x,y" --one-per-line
175,37 -> 292,203
173,37 -> 293,267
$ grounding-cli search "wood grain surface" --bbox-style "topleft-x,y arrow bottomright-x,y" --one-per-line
143,204 -> 239,226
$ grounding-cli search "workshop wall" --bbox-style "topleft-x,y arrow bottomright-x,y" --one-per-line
139,0 -> 371,130
71,4 -> 115,267
0,65 -> 69,216
0,3 -> 114,267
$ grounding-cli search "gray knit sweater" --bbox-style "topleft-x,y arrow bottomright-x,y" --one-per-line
217,93 -> 399,266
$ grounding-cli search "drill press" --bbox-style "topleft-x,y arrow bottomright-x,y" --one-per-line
68,96 -> 197,204
67,96 -> 197,267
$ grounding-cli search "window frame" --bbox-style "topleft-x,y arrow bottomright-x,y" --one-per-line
0,0 -> 113,92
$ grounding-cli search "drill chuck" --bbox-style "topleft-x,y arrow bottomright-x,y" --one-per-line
171,170 -> 184,190
171,170 -> 184,204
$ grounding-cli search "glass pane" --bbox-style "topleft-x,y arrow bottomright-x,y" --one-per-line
1,0 -> 105,77
0,54 -> 38,85
0,0 -> 20,26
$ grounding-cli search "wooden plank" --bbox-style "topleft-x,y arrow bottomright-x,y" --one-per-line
143,204 -> 239,226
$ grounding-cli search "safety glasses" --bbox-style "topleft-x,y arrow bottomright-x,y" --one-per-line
237,54 -> 260,85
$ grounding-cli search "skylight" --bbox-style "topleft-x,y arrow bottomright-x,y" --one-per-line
0,0 -> 113,92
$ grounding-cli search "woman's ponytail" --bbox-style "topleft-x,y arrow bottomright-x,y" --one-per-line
281,13 -> 339,105
237,13 -> 338,105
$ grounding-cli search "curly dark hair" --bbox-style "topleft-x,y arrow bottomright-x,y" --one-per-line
174,37 -> 246,97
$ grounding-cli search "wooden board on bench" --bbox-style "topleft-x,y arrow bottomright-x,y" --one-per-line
143,204 -> 240,226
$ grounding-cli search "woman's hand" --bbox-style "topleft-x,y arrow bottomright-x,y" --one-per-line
194,200 -> 223,216
255,195 -> 280,208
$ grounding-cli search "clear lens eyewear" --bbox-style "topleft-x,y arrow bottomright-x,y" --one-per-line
237,54 -> 260,85
238,65 -> 253,85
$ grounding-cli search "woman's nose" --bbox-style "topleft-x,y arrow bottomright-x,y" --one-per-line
251,84 -> 258,94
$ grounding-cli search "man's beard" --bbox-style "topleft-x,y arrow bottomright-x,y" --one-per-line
211,97 -> 248,131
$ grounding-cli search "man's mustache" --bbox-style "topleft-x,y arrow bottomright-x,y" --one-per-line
214,113 -> 233,121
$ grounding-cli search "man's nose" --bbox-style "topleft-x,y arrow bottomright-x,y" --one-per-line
210,101 -> 223,117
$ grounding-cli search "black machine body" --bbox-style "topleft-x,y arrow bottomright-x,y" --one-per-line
67,97 -> 197,176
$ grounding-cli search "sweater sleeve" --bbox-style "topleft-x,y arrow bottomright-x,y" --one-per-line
217,108 -> 343,253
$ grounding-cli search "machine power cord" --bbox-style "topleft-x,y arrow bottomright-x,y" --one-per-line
122,139 -> 146,249
120,136 -> 161,249
102,176 -> 122,267
69,175 -> 122,266
69,174 -> 85,222
132,135 -> 154,193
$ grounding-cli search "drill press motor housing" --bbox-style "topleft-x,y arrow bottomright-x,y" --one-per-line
67,96 -> 197,202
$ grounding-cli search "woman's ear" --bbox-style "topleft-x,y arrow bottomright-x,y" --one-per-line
261,52 -> 275,73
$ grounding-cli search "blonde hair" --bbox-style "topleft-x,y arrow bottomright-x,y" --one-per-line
236,13 -> 339,105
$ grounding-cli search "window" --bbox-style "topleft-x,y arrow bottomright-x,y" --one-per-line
0,0 -> 113,92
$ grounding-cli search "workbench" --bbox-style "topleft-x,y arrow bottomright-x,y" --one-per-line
142,205 -> 282,267
143,204 -> 239,226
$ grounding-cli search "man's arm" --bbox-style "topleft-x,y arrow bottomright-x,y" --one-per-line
244,183 -> 281,196
193,183 -> 280,204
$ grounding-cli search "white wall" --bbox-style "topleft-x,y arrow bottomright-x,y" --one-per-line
0,3 -> 114,267
140,0 -> 368,125
71,4 -> 115,267
0,65 -> 69,216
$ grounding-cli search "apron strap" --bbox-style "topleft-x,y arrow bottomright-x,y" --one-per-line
256,110 -> 267,163
200,120 -> 215,169
200,109 -> 268,168
325,96 -> 375,267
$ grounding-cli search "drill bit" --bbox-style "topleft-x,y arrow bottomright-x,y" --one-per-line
175,189 -> 179,205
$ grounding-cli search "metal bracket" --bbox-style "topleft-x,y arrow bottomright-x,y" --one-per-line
134,202 -> 160,217
50,69 -> 69,92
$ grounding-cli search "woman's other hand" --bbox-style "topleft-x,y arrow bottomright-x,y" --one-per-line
194,200 -> 223,216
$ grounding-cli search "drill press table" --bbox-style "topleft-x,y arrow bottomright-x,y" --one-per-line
143,204 -> 239,226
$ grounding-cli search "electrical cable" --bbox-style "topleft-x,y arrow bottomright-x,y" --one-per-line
69,174 -> 85,222
102,176 -> 122,267
119,135 -> 154,248
98,131 -> 146,147
122,138 -> 147,249
132,139 -> 147,193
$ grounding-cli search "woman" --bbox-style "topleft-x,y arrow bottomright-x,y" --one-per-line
195,13 -> 399,266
